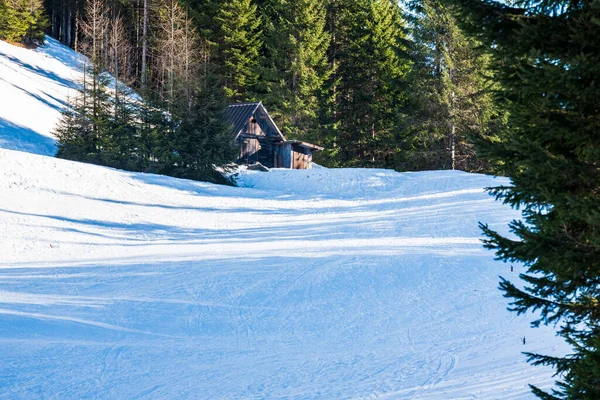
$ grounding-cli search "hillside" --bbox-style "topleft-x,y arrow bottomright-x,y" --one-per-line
0,36 -> 84,156
0,38 -> 567,399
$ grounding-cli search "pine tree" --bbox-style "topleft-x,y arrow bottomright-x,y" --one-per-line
331,0 -> 409,166
180,0 -> 224,42
215,0 -> 262,101
77,0 -> 114,163
172,47 -> 236,182
0,0 -> 47,44
101,84 -> 138,169
448,0 -> 600,397
401,0 -> 499,172
25,0 -> 47,44
55,95 -> 93,160
258,0 -> 332,140
56,60 -> 113,164
135,95 -> 171,172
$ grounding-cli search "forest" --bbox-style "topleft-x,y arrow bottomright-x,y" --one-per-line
1,0 -> 600,398
1,0 -> 501,179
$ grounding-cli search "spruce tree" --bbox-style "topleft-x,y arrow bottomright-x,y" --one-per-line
401,0 -> 499,172
215,0 -> 262,101
173,49 -> 236,183
55,95 -> 93,160
0,0 -> 47,44
448,0 -> 600,397
136,95 -> 172,173
55,61 -> 112,164
101,83 -> 138,169
258,0 -> 332,140
331,0 -> 409,166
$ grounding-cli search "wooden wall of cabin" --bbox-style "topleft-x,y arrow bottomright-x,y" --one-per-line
291,146 -> 313,169
238,138 -> 261,164
256,137 -> 275,167
274,143 -> 292,168
247,116 -> 264,136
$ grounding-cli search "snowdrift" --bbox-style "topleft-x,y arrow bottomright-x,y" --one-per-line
0,38 -> 567,399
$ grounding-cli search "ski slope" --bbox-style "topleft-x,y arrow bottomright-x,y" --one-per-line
0,38 -> 567,399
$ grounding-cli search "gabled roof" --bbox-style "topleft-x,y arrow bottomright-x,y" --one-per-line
225,102 -> 285,141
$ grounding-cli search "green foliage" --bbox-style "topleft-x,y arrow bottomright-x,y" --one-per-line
135,96 -> 172,173
400,0 -> 501,172
215,0 -> 262,101
449,0 -> 600,397
54,99 -> 93,161
101,84 -> 139,170
322,0 -> 409,167
181,0 -> 224,41
56,44 -> 235,184
47,0 -> 515,176
56,63 -> 117,165
0,0 -> 47,44
257,0 -> 332,140
172,62 -> 237,182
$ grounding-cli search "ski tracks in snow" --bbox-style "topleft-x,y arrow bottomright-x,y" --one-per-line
0,148 -> 567,399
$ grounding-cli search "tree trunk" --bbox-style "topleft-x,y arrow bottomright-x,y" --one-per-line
141,0 -> 148,89
74,4 -> 79,51
450,120 -> 456,170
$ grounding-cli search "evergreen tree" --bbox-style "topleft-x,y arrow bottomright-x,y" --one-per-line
172,49 -> 236,182
24,0 -> 47,43
258,0 -> 332,140
181,0 -> 224,42
330,0 -> 409,166
314,0 -> 343,165
56,61 -> 113,164
55,95 -> 93,161
101,83 -> 138,169
401,0 -> 499,172
448,0 -> 600,397
215,0 -> 262,101
52,0 -> 236,184
136,95 -> 172,173
0,0 -> 47,44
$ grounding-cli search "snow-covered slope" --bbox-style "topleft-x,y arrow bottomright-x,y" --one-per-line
0,38 -> 567,399
0,37 -> 84,155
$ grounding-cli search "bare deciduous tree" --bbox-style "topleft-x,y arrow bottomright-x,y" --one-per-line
107,14 -> 133,88
79,0 -> 108,65
153,0 -> 200,112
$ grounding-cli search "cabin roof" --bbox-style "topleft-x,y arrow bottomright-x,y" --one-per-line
276,140 -> 324,151
225,102 -> 285,141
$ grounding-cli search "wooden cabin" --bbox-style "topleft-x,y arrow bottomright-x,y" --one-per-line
225,102 -> 323,169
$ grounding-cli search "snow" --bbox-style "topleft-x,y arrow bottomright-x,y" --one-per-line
0,37 -> 85,156
0,38 -> 568,399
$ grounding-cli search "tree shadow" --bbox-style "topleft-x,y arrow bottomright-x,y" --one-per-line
0,76 -> 69,113
0,118 -> 56,156
0,47 -> 79,90
39,36 -> 86,73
